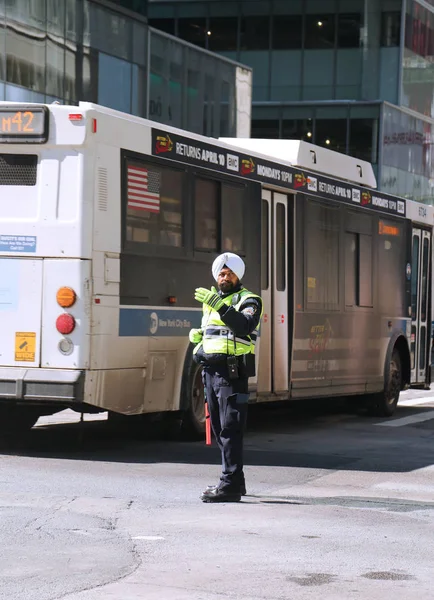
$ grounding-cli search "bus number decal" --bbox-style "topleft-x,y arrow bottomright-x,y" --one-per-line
23,111 -> 35,132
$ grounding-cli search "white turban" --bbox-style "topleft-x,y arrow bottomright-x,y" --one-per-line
212,253 -> 245,282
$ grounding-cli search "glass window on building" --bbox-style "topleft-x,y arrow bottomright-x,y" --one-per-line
403,3 -> 434,118
208,17 -> 238,51
349,118 -> 377,163
305,14 -> 336,49
240,16 -> 270,50
149,19 -> 176,35
337,13 -> 362,48
282,118 -> 313,141
315,107 -> 348,153
98,53 -> 132,113
251,119 -> 280,138
272,15 -> 303,49
381,11 -> 401,46
6,28 -> 45,94
178,18 -> 207,48
315,118 -> 347,153
186,50 -> 203,134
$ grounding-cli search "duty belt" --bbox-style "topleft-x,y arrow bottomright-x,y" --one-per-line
204,327 -> 257,346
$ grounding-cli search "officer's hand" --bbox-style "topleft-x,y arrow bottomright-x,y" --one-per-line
194,287 -> 224,310
189,328 -> 203,344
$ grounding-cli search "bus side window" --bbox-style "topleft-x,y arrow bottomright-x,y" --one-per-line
194,178 -> 219,251
125,161 -> 184,248
345,232 -> 373,308
221,183 -> 244,253
305,200 -> 340,310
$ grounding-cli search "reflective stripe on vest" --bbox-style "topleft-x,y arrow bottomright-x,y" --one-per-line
194,288 -> 262,357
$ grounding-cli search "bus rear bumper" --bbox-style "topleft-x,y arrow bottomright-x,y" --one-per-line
0,368 -> 84,403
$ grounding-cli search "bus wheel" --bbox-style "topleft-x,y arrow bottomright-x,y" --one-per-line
369,349 -> 402,417
0,406 -> 40,436
181,361 -> 206,439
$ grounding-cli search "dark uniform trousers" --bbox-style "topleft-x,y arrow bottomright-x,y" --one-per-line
203,365 -> 249,492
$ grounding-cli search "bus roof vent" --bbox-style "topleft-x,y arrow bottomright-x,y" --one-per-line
219,138 -> 377,188
97,167 -> 108,211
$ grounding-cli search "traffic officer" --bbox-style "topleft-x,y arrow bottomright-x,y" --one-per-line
189,252 -> 263,503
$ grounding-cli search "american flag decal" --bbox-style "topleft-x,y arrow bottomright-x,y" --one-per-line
127,165 -> 160,213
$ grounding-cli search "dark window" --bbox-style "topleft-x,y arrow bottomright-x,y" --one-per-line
315,119 -> 348,154
305,14 -> 335,49
0,154 -> 37,186
195,178 -> 218,251
421,237 -> 429,321
411,324 -> 416,369
240,16 -> 270,50
112,0 -> 147,16
306,202 -> 339,308
345,232 -> 373,307
378,219 -> 405,315
178,18 -> 206,47
125,161 -> 183,247
381,11 -> 401,47
349,118 -> 378,163
261,200 -> 269,290
411,234 -> 420,320
359,234 -> 373,307
282,119 -> 313,141
405,6 -> 429,57
208,17 -> 238,51
345,232 -> 358,307
276,202 -> 286,291
420,325 -> 427,369
251,119 -> 280,138
149,18 -> 176,35
222,184 -> 244,253
338,13 -> 362,48
272,15 -> 302,49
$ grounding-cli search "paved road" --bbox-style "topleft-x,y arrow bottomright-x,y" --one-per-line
2,388 -> 434,600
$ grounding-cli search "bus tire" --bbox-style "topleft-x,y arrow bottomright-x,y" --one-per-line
180,351 -> 206,440
368,348 -> 402,417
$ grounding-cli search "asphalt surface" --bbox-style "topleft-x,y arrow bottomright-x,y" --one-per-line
1,388 -> 434,599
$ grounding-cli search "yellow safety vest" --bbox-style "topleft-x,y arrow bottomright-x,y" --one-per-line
193,288 -> 262,357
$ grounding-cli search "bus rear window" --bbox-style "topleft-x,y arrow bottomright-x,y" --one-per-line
0,154 -> 37,186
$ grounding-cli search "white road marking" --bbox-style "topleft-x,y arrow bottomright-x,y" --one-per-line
399,397 -> 434,407
376,410 -> 434,427
132,535 -> 165,540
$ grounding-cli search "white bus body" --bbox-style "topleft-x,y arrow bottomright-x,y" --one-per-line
0,101 -> 431,434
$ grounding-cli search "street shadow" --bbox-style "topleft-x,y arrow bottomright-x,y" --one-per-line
1,397 -> 434,474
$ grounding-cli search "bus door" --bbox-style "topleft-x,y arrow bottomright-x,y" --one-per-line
257,190 -> 290,394
411,228 -> 431,384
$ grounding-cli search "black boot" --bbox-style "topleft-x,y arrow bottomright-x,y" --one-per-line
204,481 -> 247,496
200,486 -> 241,503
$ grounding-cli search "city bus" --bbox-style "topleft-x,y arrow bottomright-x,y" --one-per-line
0,101 -> 431,437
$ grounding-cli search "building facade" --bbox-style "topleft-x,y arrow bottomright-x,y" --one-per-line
148,0 -> 434,204
0,0 -> 252,137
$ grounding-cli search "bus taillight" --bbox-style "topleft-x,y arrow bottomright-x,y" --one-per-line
56,287 -> 76,308
56,313 -> 75,335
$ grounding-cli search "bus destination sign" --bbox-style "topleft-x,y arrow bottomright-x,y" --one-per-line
0,106 -> 48,143
151,128 -> 406,217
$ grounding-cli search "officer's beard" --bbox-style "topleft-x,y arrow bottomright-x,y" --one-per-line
218,280 -> 239,295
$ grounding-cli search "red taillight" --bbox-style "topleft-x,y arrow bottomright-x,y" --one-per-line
56,313 -> 75,335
